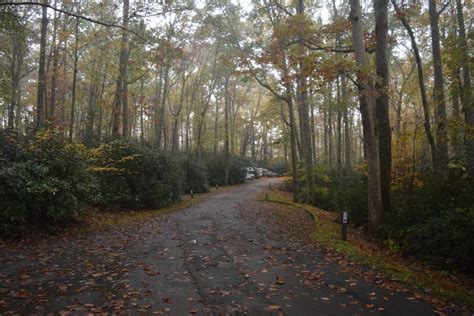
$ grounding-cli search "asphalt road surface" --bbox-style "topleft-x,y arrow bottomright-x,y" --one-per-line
0,178 -> 462,315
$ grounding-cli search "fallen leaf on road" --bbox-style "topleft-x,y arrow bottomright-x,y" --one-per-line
14,289 -> 31,298
276,276 -> 285,285
268,304 -> 280,310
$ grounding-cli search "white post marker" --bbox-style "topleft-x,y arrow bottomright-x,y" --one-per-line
342,211 -> 348,241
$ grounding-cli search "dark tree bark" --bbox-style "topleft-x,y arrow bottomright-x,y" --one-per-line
296,0 -> 315,204
456,0 -> 474,171
49,6 -> 59,124
374,0 -> 391,212
214,96 -> 220,155
350,0 -> 383,234
324,107 -> 329,163
8,39 -> 24,130
342,75 -> 351,169
392,0 -> 437,168
84,81 -> 97,146
69,16 -> 79,142
428,0 -> 448,177
36,0 -> 48,130
154,66 -> 163,144
111,0 -> 130,139
224,75 -> 231,185
97,66 -> 107,142
336,76 -> 342,170
139,79 -> 145,143
171,70 -> 189,153
157,66 -> 169,149
310,95 -> 317,161
57,15 -> 68,135
282,59 -> 300,196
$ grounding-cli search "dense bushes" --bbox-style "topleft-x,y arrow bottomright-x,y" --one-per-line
0,131 -> 97,231
1,132 -> 256,233
402,208 -> 474,272
204,154 -> 248,185
302,164 -> 368,225
183,158 -> 209,193
386,170 -> 474,273
309,164 -> 474,273
89,142 -> 183,209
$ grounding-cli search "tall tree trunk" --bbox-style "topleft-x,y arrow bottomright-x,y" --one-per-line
97,67 -> 107,142
154,67 -> 163,144
69,16 -> 79,142
451,63 -> 464,159
214,96 -> 220,155
157,66 -> 169,149
324,108 -> 329,163
392,0 -> 437,168
296,2 -> 314,204
310,95 -> 317,161
342,75 -> 351,169
328,94 -> 333,165
171,71 -> 188,153
429,0 -> 448,177
251,125 -> 257,160
58,17 -> 68,136
121,0 -> 130,139
374,0 -> 391,212
9,40 -> 23,130
456,0 -> 474,171
138,79 -> 145,143
36,0 -> 48,130
350,0 -> 383,234
224,75 -> 231,185
111,0 -> 130,139
84,81 -> 97,146
282,59 -> 299,198
336,76 -> 342,170
49,7 -> 59,125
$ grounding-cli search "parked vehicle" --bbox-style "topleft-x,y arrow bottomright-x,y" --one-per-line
263,170 -> 279,177
244,167 -> 255,180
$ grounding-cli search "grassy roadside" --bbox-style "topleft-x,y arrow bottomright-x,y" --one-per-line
260,187 -> 474,309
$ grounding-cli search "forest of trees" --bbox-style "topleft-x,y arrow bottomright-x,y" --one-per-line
0,0 -> 473,272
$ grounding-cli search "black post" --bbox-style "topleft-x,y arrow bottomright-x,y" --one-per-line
341,211 -> 348,241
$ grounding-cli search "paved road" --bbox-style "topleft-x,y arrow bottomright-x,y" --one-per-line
0,178 -> 459,315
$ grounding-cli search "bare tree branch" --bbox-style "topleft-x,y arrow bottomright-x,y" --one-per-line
0,1 -> 147,41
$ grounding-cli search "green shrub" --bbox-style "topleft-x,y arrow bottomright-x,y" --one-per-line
309,162 -> 474,273
307,165 -> 367,225
89,141 -> 182,209
183,157 -> 209,193
327,168 -> 368,225
403,208 -> 474,273
204,154 -> 248,185
0,130 -> 97,232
